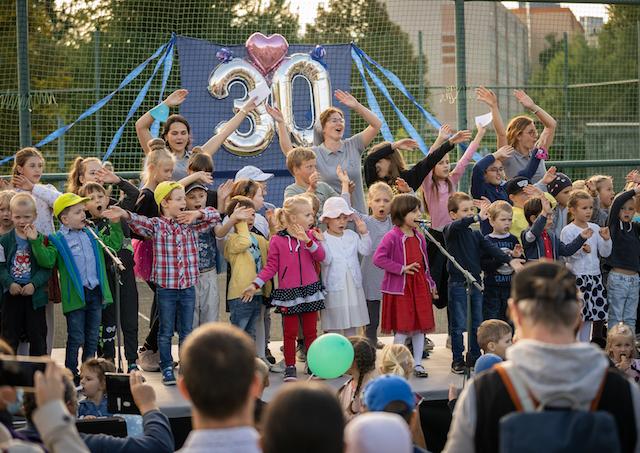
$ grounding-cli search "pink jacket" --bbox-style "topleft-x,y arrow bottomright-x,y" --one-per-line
373,226 -> 435,295
255,230 -> 325,290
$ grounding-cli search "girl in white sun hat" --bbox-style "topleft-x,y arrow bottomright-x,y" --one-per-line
319,196 -> 373,336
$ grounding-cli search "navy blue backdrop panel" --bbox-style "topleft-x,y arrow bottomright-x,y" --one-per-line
176,36 -> 352,207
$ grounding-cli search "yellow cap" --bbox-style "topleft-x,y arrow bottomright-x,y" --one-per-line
53,193 -> 90,218
154,181 -> 183,206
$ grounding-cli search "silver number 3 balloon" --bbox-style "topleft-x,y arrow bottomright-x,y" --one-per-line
208,53 -> 332,155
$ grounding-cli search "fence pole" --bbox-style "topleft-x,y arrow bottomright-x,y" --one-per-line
563,31 -> 570,157
637,21 -> 640,143
16,0 -> 32,147
418,30 -> 425,138
455,0 -> 468,190
94,28 -> 102,155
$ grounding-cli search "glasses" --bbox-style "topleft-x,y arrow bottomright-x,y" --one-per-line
486,167 -> 505,174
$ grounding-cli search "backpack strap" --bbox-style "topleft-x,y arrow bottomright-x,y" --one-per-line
495,362 -> 535,412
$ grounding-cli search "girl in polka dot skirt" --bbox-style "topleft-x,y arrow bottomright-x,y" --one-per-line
560,190 -> 612,342
243,195 -> 326,382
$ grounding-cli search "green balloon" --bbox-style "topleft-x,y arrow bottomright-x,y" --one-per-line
307,333 -> 355,379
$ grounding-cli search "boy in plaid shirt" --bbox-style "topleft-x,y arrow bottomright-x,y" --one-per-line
104,181 -> 221,385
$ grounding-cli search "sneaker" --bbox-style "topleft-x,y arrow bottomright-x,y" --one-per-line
446,335 -> 452,350
451,360 -> 465,375
127,363 -> 140,373
423,349 -> 430,359
265,348 -> 276,365
270,359 -> 286,373
284,366 -> 298,382
296,343 -> 307,362
425,336 -> 435,351
414,365 -> 429,378
162,367 -> 176,385
137,348 -> 160,372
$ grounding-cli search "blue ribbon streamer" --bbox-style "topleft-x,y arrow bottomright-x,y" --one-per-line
150,39 -> 175,138
350,47 -> 393,141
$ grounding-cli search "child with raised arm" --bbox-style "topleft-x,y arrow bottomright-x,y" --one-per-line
103,181 -> 222,385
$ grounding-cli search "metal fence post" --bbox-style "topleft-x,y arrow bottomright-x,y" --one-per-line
455,0 -> 468,190
16,0 -> 32,148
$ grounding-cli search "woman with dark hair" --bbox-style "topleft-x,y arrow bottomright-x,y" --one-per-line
443,261 -> 640,453
136,89 -> 257,180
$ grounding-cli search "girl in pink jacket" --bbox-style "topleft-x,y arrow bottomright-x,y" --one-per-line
243,195 -> 325,382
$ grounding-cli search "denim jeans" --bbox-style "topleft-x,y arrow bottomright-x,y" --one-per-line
156,286 -> 196,370
483,286 -> 511,321
229,296 -> 262,342
448,281 -> 482,363
608,271 -> 640,331
65,287 -> 103,375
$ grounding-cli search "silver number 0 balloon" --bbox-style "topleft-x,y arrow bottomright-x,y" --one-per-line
208,53 -> 332,154
208,58 -> 275,156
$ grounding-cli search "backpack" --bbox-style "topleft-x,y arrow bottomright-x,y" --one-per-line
495,362 -> 621,453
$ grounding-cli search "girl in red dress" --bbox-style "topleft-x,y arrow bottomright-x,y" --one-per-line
373,194 -> 438,378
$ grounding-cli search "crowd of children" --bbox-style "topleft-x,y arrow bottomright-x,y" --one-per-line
1,86 -> 640,450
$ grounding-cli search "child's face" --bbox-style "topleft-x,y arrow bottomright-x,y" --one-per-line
450,199 -> 474,220
292,204 -> 315,230
609,335 -> 634,363
252,186 -> 265,211
246,209 -> 256,229
368,190 -> 392,220
484,162 -> 504,186
17,156 -> 44,184
570,198 -> 593,223
153,161 -> 174,184
60,204 -> 87,230
11,205 -> 35,235
597,179 -> 615,208
402,207 -> 421,229
185,188 -> 207,211
80,368 -> 103,399
161,188 -> 187,218
81,161 -> 103,185
84,190 -> 108,218
375,158 -> 391,178
294,159 -> 317,184
554,186 -> 572,207
619,198 -> 635,223
491,333 -> 513,360
489,211 -> 512,235
0,202 -> 12,230
434,155 -> 450,179
325,214 -> 350,235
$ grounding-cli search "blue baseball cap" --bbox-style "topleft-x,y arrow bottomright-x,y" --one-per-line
363,375 -> 414,412
475,353 -> 503,374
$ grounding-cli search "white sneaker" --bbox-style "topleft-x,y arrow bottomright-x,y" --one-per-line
137,348 -> 160,372
269,359 -> 286,373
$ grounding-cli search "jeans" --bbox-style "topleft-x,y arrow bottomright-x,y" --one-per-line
483,286 -> 511,321
448,281 -> 482,363
229,296 -> 262,342
156,286 -> 195,370
65,287 -> 103,375
608,271 -> 640,331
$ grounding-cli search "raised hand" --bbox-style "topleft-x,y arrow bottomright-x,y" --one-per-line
335,90 -> 360,109
230,206 -> 254,223
476,86 -> 498,108
580,227 -> 594,240
494,145 -> 515,161
217,179 -> 234,202
0,179 -> 11,190
241,97 -> 257,114
354,215 -> 368,235
393,138 -> 419,151
449,130 -> 472,145
102,206 -> 128,222
348,181 -> 356,194
513,89 -> 536,111
164,89 -> 189,107
403,262 -> 421,275
266,104 -> 284,123
289,223 -> 311,243
130,371 -> 158,415
95,167 -> 120,185
541,166 -> 557,186
512,243 -> 523,258
311,228 -> 324,242
177,210 -> 202,225
599,226 -> 610,241
395,178 -> 411,194
336,165 -> 350,185
540,194 -> 553,215
194,171 -> 213,185
23,223 -> 38,240
523,184 -> 543,198
438,124 -> 454,140
473,197 -> 491,220
308,171 -> 320,192
34,362 -> 63,409
12,174 -> 34,191
626,170 -> 640,185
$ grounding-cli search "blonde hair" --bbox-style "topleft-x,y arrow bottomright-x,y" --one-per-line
67,157 -> 102,194
9,192 -> 36,215
274,195 -> 312,231
506,115 -> 535,149
487,200 -> 512,221
367,181 -> 393,201
587,174 -> 613,197
12,147 -> 44,177
379,344 -> 413,379
286,147 -> 316,173
572,179 -> 586,191
606,323 -> 637,359
299,192 -> 320,216
0,190 -> 16,208
141,139 -> 173,186
477,319 -> 512,352
567,189 -> 592,210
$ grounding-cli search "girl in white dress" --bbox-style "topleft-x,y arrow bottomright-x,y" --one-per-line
319,197 -> 372,336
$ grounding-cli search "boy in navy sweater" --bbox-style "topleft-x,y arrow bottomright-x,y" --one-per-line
481,201 -> 522,322
444,193 -> 524,374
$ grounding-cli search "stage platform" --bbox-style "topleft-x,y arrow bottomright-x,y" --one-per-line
51,333 -> 463,419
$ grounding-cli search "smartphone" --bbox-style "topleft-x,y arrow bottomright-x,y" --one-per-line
105,373 -> 140,415
0,355 -> 49,390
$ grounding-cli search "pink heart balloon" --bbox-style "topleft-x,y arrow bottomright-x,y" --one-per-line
246,32 -> 289,76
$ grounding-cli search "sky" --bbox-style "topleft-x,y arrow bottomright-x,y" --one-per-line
289,1 -> 609,32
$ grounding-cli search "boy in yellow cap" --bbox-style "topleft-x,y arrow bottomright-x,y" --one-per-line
103,181 -> 222,385
25,192 -> 123,376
